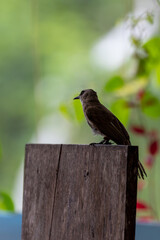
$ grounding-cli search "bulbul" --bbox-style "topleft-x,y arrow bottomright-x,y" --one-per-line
74,89 -> 147,179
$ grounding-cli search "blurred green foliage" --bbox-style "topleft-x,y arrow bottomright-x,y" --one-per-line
104,76 -> 124,92
0,0 -> 132,209
0,0 -> 160,221
110,99 -> 130,125
141,91 -> 160,118
67,16 -> 160,220
0,192 -> 14,212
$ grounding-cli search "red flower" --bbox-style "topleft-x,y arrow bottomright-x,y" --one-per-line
137,89 -> 145,100
130,126 -> 146,135
137,200 -> 150,211
149,140 -> 159,155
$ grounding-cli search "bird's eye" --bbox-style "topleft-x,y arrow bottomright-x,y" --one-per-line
80,90 -> 85,95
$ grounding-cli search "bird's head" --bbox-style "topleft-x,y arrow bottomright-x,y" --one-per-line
73,89 -> 98,103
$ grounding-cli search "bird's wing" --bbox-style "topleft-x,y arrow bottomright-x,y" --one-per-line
111,115 -> 131,144
86,106 -> 130,145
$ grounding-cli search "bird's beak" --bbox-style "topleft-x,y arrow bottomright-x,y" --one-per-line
73,95 -> 80,100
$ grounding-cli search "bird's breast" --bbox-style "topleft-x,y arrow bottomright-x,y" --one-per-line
85,115 -> 105,136
81,101 -> 105,136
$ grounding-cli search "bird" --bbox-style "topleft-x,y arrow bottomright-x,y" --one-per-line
73,89 -> 147,179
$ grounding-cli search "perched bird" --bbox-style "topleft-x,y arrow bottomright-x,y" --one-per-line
73,89 -> 147,179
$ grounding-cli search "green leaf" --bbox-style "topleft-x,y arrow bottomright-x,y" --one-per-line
0,192 -> 15,212
143,38 -> 160,85
59,104 -> 73,120
143,37 -> 160,63
59,100 -> 84,122
130,36 -> 141,48
141,91 -> 160,118
146,12 -> 154,24
104,76 -> 124,92
115,77 -> 147,97
73,100 -> 84,122
156,64 -> 160,85
110,99 -> 130,126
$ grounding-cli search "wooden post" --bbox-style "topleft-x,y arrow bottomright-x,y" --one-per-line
21,144 -> 138,240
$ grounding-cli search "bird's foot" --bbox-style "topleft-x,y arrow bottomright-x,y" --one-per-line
89,142 -> 97,146
90,139 -> 112,145
103,140 -> 112,145
90,139 -> 106,145
99,139 -> 106,144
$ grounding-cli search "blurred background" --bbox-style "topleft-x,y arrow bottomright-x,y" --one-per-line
1,0 -> 160,227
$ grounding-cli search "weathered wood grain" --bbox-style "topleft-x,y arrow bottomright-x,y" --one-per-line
21,144 -> 62,240
21,144 -> 138,240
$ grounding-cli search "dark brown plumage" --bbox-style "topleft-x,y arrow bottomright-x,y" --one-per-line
74,89 -> 147,179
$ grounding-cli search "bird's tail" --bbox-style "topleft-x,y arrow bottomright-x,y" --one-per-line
138,160 -> 147,179
126,141 -> 147,179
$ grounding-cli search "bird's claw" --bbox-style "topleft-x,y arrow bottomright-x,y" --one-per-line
103,140 -> 112,145
89,142 -> 97,146
89,140 -> 113,145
